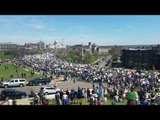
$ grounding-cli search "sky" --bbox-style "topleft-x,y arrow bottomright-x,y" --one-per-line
0,15 -> 160,46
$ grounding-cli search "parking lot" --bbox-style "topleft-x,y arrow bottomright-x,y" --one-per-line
0,79 -> 93,95
0,77 -> 61,95
0,76 -> 94,105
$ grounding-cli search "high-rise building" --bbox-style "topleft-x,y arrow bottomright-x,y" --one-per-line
37,41 -> 45,50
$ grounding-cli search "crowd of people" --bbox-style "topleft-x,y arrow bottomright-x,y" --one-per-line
11,52 -> 160,105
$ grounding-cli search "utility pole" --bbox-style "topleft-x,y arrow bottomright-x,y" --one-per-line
81,43 -> 83,59
54,40 -> 57,58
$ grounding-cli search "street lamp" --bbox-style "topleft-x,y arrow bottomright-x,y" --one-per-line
54,40 -> 57,58
81,43 -> 83,59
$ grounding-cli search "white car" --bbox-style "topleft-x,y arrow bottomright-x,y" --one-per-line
0,78 -> 27,88
39,86 -> 60,95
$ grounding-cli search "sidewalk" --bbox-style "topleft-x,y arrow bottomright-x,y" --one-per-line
50,76 -> 64,83
0,98 -> 33,105
16,98 -> 33,105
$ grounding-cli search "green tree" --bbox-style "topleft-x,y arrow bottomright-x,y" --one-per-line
65,51 -> 76,63
83,52 -> 94,64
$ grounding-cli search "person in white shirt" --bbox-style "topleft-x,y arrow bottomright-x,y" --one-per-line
62,92 -> 68,105
8,99 -> 13,105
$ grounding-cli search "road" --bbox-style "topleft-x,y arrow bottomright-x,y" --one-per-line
98,55 -> 112,67
0,77 -> 93,96
0,77 -> 62,95
0,77 -> 113,105
0,78 -> 94,105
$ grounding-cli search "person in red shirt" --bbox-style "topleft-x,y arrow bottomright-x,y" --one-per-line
42,96 -> 49,105
97,98 -> 103,105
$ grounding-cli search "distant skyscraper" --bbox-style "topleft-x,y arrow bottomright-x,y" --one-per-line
37,41 -> 45,50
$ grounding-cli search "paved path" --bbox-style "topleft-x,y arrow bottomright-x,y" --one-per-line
56,80 -> 92,90
98,55 -> 112,67
16,98 -> 33,105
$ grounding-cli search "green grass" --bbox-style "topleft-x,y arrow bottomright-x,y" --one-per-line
0,63 -> 42,81
0,55 -> 15,60
104,99 -> 127,105
80,98 -> 127,105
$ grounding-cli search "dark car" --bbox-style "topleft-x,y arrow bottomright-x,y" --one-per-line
0,89 -> 27,100
28,77 -> 51,86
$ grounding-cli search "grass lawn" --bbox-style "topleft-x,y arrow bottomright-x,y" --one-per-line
0,63 -> 42,81
0,55 -> 15,60
80,98 -> 127,105
48,98 -> 127,105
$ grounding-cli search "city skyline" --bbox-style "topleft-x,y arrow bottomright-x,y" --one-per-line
0,15 -> 160,45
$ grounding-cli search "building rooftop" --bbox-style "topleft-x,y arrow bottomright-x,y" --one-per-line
83,45 -> 90,49
129,48 -> 148,50
98,46 -> 113,49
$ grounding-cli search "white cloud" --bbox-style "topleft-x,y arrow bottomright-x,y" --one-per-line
113,25 -> 136,33
26,23 -> 46,30
0,16 -> 52,31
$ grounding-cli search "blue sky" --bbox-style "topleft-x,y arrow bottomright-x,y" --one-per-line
0,15 -> 160,45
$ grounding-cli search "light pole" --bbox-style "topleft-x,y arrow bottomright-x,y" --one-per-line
81,43 -> 83,60
54,40 -> 57,58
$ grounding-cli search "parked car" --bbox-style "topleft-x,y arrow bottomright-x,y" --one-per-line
28,77 -> 51,86
39,86 -> 60,95
0,89 -> 27,100
0,78 -> 27,88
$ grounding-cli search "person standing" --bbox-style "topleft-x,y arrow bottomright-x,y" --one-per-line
8,99 -> 13,105
87,88 -> 91,101
42,96 -> 49,105
70,89 -> 74,104
62,92 -> 68,105
97,97 -> 103,105
33,93 -> 40,105
55,92 -> 61,105
21,73 -> 24,78
16,69 -> 18,77
66,89 -> 70,104
24,73 -> 26,78
126,86 -> 138,105
93,83 -> 96,91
